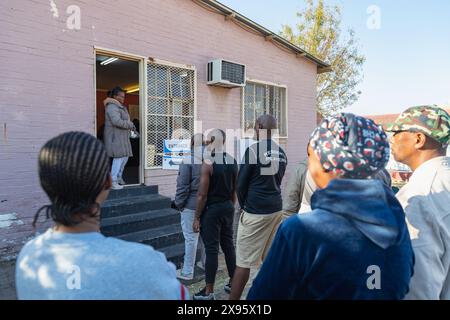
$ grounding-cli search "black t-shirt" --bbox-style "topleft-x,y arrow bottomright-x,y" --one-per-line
237,140 -> 288,214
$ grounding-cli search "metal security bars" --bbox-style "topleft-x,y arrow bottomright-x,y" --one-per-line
243,81 -> 287,137
145,61 -> 195,169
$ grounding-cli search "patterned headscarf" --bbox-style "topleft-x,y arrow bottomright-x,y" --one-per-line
309,113 -> 390,179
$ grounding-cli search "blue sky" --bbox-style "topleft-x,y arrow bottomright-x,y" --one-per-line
219,0 -> 450,115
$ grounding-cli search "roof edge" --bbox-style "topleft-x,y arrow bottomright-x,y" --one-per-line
195,0 -> 331,72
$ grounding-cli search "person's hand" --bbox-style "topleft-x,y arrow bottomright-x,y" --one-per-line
171,200 -> 179,211
193,218 -> 201,233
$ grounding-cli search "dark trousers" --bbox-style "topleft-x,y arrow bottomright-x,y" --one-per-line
200,200 -> 236,285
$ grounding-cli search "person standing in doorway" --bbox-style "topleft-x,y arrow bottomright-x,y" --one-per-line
103,87 -> 136,190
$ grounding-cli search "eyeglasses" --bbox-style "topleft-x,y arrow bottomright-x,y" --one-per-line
392,129 -> 419,137
392,131 -> 407,137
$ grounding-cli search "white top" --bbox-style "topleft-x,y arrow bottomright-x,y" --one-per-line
298,170 -> 317,214
396,156 -> 450,300
16,229 -> 187,300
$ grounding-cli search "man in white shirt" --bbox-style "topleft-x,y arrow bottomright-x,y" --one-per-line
388,105 -> 450,300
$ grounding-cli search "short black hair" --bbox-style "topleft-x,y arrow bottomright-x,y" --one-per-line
33,131 -> 110,228
209,129 -> 226,144
110,86 -> 126,98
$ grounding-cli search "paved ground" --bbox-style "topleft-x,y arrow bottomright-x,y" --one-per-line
180,254 -> 259,300
180,208 -> 259,300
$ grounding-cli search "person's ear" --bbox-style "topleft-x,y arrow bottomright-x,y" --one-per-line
415,132 -> 427,149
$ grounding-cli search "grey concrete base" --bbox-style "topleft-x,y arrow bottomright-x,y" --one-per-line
0,260 -> 16,300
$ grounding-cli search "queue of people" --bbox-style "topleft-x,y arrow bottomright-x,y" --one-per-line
14,104 -> 450,300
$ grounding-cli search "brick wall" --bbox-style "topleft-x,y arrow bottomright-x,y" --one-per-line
0,0 -> 318,261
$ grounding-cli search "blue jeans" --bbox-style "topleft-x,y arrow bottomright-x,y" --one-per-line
180,208 -> 205,275
111,157 -> 128,183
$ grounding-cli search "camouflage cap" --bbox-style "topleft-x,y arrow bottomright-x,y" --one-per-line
386,105 -> 450,145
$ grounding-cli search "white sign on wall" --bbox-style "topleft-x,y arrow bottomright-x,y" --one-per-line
162,139 -> 191,170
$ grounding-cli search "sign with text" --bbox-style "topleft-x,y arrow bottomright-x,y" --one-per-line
162,139 -> 191,170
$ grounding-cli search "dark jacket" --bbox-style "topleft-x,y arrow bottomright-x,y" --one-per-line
247,179 -> 414,300
237,139 -> 287,214
174,147 -> 203,211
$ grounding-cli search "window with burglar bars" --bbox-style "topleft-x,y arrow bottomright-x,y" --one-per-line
146,62 -> 195,169
242,81 -> 287,137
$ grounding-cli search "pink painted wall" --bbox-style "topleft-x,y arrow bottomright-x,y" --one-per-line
0,0 -> 318,257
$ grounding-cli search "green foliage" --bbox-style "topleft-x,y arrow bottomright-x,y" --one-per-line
280,0 -> 365,115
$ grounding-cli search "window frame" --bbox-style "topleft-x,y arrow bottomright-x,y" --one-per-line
145,59 -> 197,170
241,78 -> 288,138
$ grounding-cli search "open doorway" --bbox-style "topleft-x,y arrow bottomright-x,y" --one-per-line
95,53 -> 141,185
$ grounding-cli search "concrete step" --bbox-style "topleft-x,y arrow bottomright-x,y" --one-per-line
101,208 -> 180,237
117,224 -> 184,250
159,242 -> 203,270
161,242 -> 186,269
107,185 -> 158,201
102,194 -> 171,219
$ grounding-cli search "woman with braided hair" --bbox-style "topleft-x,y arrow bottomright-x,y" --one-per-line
15,131 -> 187,300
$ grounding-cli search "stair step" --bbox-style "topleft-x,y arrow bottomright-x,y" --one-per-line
159,242 -> 203,270
160,242 -> 185,269
107,185 -> 158,201
117,224 -> 184,249
102,194 -> 171,218
101,208 -> 180,237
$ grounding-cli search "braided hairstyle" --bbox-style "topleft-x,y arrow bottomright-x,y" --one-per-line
33,131 -> 110,228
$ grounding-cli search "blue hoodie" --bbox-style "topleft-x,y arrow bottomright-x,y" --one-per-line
247,179 -> 414,300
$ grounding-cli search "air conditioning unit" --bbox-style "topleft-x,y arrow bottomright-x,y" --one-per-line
207,59 -> 246,88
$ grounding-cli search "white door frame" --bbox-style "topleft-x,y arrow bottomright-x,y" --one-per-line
93,46 -> 146,185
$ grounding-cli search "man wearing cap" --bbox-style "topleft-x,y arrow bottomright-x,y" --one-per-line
387,105 -> 450,300
247,113 -> 414,300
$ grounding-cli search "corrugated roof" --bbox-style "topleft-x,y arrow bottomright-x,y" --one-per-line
194,0 -> 331,73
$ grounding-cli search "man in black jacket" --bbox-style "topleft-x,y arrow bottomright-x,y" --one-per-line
229,115 -> 288,300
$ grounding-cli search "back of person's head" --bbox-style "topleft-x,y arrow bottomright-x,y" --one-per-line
191,133 -> 204,148
309,113 -> 390,180
204,129 -> 226,164
255,115 -> 277,138
208,129 -> 226,145
33,131 -> 110,228
255,115 -> 277,130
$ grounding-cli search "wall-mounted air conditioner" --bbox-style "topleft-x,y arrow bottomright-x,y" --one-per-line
207,59 -> 246,88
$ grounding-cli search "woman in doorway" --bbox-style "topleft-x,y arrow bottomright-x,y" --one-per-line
103,86 -> 136,190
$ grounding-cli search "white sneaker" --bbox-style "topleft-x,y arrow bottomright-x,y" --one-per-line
176,269 -> 194,281
118,178 -> 126,185
111,182 -> 124,190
